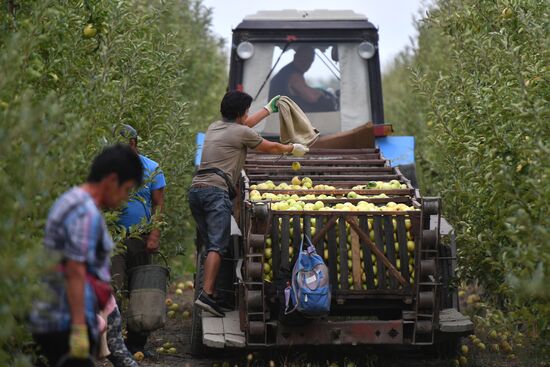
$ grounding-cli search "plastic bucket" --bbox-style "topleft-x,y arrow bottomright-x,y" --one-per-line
126,253 -> 169,332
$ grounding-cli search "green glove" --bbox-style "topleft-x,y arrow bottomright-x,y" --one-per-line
264,95 -> 281,114
69,324 -> 89,359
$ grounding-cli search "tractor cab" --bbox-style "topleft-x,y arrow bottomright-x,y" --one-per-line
229,10 -> 385,137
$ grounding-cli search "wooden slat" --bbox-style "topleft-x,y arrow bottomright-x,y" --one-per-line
315,216 -> 324,255
396,215 -> 411,283
311,215 -> 339,245
351,229 -> 362,289
383,216 -> 398,289
246,166 -> 393,173
246,159 -> 386,166
292,215 -> 301,259
249,147 -> 379,155
303,215 -> 312,241
338,218 -> 349,290
260,197 -> 412,205
269,209 -> 417,216
246,153 -> 380,160
271,215 -> 280,280
327,223 -> 339,288
252,189 -> 413,196
359,216 -> 375,289
347,218 -> 408,287
248,174 -> 399,181
280,216 -> 290,269
372,216 -> 387,289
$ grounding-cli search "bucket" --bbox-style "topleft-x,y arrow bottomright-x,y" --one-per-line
127,252 -> 169,332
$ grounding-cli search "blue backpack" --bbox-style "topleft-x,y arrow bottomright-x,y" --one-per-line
285,234 -> 331,317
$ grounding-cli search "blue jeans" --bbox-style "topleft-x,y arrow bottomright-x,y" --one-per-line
188,186 -> 232,255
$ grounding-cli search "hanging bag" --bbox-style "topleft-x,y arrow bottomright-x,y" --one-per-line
285,234 -> 331,318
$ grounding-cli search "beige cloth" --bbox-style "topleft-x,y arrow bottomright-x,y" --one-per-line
277,96 -> 320,146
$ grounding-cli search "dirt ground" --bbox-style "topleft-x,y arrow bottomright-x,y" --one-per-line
95,283 -> 546,367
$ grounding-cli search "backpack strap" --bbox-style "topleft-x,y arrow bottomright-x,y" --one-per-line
302,233 -> 316,255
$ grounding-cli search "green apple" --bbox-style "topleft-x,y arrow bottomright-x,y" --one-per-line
278,202 -> 289,211
313,201 -> 324,210
347,191 -> 358,199
389,179 -> 401,189
407,241 -> 415,252
291,176 -> 301,186
264,248 -> 272,259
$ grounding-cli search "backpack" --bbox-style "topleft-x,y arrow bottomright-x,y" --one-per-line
285,234 -> 331,318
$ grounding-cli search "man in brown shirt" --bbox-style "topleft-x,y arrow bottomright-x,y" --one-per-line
190,91 -> 308,317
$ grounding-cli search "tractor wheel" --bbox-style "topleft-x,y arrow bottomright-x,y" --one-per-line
190,251 -> 206,356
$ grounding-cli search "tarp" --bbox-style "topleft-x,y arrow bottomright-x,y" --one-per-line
376,136 -> 415,166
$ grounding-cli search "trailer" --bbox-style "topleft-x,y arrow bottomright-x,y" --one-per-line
191,9 -> 472,357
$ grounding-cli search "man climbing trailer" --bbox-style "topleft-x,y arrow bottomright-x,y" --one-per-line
189,91 -> 309,317
190,9 -> 473,357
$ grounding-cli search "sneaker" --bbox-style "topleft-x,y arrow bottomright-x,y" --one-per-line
195,290 -> 226,317
212,295 -> 234,312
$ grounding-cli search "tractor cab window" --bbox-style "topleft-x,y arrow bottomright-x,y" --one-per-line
268,45 -> 340,113
241,42 -> 372,135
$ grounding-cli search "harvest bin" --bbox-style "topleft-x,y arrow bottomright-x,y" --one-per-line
235,148 -> 444,346
192,147 -> 472,354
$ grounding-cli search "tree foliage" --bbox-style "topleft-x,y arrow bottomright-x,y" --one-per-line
384,0 -> 549,353
0,0 -> 226,364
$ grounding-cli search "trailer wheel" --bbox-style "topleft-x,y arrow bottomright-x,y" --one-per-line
434,336 -> 461,358
190,251 -> 206,356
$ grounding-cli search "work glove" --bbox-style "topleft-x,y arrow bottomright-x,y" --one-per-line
69,324 -> 89,359
291,143 -> 309,157
264,95 -> 281,114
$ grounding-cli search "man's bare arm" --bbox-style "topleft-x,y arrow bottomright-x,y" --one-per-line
254,139 -> 293,155
288,74 -> 323,103
244,108 -> 270,128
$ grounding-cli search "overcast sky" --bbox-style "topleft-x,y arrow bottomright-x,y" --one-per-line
201,0 -> 426,73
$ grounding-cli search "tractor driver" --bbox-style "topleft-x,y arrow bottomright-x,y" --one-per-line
268,45 -> 337,113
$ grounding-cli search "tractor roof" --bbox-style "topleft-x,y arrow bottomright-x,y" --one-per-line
236,10 -> 376,30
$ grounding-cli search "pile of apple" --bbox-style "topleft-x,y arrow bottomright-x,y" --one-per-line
262,217 -> 416,288
249,177 -> 417,212
250,177 -> 408,191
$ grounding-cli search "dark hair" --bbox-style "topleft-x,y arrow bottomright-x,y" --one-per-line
220,91 -> 252,120
87,144 -> 143,186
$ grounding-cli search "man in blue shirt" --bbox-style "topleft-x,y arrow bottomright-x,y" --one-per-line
30,144 -> 143,367
112,124 -> 166,354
